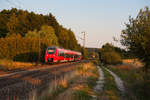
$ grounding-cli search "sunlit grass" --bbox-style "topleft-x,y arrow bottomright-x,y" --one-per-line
72,63 -> 99,100
42,62 -> 99,100
0,59 -> 35,70
59,78 -> 68,89
122,59 -> 143,68
107,65 -> 150,100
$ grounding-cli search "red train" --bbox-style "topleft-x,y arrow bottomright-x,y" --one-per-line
45,46 -> 82,63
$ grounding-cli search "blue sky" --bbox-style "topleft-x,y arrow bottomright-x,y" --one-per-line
0,0 -> 150,48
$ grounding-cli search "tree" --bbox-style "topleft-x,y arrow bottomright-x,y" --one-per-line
0,10 -> 9,37
0,8 -> 82,62
57,27 -> 70,49
7,13 -> 19,35
67,29 -> 78,50
25,29 -> 38,38
121,7 -> 150,71
40,25 -> 58,45
26,25 -> 58,45
99,43 -> 122,64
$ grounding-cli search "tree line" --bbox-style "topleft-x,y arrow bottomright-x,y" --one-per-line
0,8 -> 86,62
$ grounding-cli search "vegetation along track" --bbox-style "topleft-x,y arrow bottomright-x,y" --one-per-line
0,60 -> 88,100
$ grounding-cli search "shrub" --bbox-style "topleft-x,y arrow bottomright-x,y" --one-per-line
99,43 -> 122,65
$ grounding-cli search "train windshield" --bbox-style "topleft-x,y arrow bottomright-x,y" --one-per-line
47,48 -> 56,54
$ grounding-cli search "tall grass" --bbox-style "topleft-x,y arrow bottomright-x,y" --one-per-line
73,63 -> 99,100
107,65 -> 150,100
41,63 -> 99,100
122,59 -> 143,68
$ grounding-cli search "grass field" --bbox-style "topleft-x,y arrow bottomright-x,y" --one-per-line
107,64 -> 150,100
122,59 -> 143,68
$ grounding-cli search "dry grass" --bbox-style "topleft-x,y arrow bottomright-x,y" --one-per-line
22,76 -> 41,85
63,63 -> 98,100
110,59 -> 143,71
43,63 -> 99,100
0,59 -> 35,70
122,59 -> 143,68
77,63 -> 98,78
103,90 -> 120,100
107,65 -> 149,100
110,65 -> 132,71
59,78 -> 68,88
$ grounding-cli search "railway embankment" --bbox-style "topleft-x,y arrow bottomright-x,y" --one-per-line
0,61 -> 86,100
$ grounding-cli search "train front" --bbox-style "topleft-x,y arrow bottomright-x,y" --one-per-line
45,47 -> 57,63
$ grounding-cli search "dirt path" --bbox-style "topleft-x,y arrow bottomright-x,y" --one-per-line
92,66 -> 105,100
94,66 -> 105,92
104,67 -> 125,95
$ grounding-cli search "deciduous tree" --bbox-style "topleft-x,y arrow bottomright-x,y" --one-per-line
121,7 -> 150,71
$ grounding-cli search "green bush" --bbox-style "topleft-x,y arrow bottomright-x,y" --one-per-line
99,43 -> 122,65
102,51 -> 122,64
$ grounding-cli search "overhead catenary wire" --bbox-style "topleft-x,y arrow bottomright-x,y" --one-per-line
5,0 -> 22,8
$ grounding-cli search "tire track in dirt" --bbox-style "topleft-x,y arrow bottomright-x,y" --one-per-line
92,66 -> 105,100
104,67 -> 125,95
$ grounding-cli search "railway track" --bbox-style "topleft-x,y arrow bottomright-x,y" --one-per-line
0,60 -> 87,100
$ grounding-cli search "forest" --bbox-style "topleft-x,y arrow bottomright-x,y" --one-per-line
0,8 -> 85,62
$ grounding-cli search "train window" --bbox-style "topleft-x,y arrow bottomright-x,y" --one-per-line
58,51 -> 60,56
58,51 -> 61,56
61,52 -> 64,56
71,54 -> 74,58
47,48 -> 56,54
65,54 -> 70,58
58,51 -> 64,56
64,54 -> 67,58
74,55 -> 79,58
62,52 -> 64,56
66,54 -> 69,58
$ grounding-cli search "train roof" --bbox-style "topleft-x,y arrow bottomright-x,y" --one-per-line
47,46 -> 81,55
